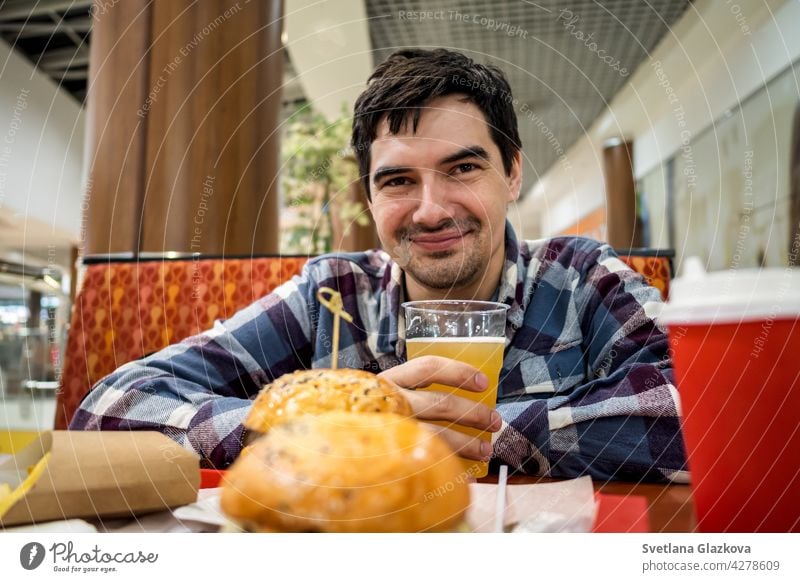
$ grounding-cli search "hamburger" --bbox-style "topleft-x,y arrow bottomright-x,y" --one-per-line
244,368 -> 412,434
222,411 -> 470,532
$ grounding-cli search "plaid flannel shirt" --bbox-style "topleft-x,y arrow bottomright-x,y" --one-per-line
71,223 -> 688,482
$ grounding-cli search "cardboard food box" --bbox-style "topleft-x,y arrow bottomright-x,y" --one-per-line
0,431 -> 199,527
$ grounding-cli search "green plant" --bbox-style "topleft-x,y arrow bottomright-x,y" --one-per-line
280,103 -> 366,254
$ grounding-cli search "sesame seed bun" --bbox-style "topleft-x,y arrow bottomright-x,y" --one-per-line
222,411 -> 470,532
244,369 -> 412,434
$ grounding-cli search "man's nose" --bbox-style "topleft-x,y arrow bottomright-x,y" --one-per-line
411,177 -> 452,227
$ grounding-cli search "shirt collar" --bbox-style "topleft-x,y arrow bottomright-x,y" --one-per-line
495,220 -> 526,332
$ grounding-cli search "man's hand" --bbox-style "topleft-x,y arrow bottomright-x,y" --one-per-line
378,356 -> 502,461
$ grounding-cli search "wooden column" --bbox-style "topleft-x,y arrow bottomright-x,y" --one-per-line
84,0 -> 284,255
83,0 -> 152,254
330,158 -> 379,252
603,139 -> 643,249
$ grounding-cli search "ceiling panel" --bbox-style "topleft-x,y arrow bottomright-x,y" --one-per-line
0,0 -> 692,190
365,0 -> 692,194
0,0 -> 92,103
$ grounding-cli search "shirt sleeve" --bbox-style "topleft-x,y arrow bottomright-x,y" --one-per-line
68,267 -> 320,468
494,242 -> 689,483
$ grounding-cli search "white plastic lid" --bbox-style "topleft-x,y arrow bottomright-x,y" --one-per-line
658,257 -> 800,325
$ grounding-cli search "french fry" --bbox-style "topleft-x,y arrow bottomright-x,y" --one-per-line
0,453 -> 50,519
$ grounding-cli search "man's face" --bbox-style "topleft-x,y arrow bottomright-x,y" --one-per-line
368,95 -> 521,296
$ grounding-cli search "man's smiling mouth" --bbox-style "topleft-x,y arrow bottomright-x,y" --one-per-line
410,229 -> 473,253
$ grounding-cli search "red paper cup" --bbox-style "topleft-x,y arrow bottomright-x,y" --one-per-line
660,262 -> 800,532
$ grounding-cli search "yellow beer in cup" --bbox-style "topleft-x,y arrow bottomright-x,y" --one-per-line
403,301 -> 509,478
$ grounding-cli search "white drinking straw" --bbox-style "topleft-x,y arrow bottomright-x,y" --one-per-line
494,464 -> 508,533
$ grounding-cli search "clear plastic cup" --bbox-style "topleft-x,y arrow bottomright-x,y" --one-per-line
403,300 -> 509,478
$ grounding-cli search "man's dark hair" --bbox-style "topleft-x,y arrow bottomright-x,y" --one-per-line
351,48 -> 522,199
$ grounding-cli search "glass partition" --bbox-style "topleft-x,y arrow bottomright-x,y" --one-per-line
0,264 -> 68,437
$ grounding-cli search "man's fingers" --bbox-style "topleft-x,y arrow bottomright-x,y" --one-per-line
402,389 -> 502,433
379,356 -> 488,392
423,424 -> 493,461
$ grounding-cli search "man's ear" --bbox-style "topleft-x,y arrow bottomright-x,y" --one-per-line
507,150 -> 523,203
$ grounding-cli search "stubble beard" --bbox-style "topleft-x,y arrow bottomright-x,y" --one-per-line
399,218 -> 487,291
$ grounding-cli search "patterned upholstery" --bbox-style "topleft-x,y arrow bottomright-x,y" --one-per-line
618,253 -> 672,301
56,249 -> 672,429
55,256 -> 308,430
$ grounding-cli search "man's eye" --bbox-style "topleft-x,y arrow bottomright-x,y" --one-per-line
454,163 -> 477,174
383,177 -> 411,188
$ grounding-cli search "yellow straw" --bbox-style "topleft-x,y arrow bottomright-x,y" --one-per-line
317,287 -> 353,370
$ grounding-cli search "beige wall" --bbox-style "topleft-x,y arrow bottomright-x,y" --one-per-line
519,0 -> 800,273
0,39 -> 85,259
648,63 -> 797,271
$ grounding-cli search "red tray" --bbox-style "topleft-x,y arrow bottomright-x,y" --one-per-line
593,493 -> 650,532
200,468 -> 226,489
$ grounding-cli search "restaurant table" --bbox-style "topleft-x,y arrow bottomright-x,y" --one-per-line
3,462 -> 696,533
479,473 -> 696,533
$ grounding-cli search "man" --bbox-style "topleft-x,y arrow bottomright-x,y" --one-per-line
71,49 -> 687,482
